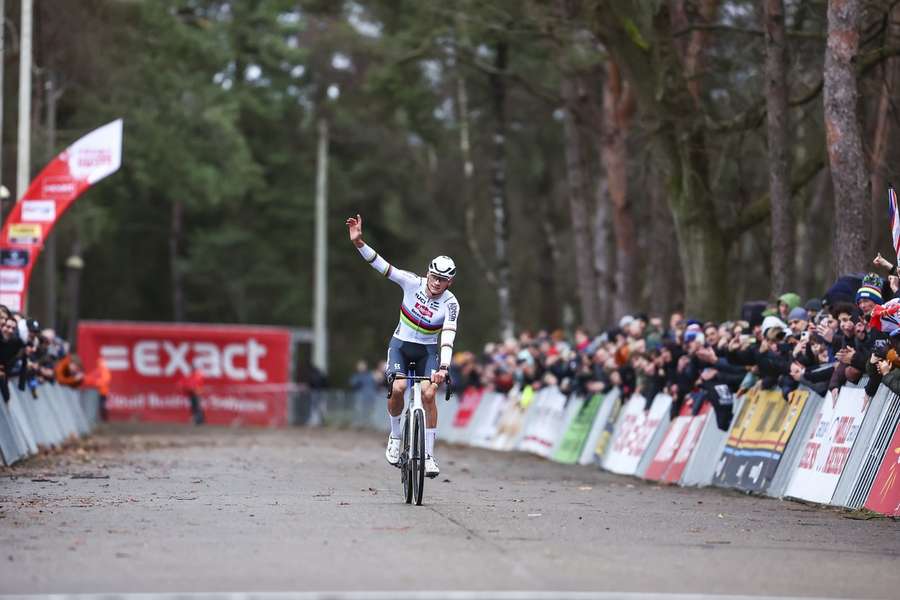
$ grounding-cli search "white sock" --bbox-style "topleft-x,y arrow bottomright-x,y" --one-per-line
425,428 -> 436,456
389,414 -> 402,437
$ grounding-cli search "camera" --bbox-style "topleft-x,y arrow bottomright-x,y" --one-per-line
873,339 -> 891,360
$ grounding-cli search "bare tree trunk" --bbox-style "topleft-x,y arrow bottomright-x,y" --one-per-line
798,168 -> 831,298
764,0 -> 794,294
593,1 -> 730,319
170,199 -> 185,321
453,13 -> 496,289
43,70 -> 60,329
535,165 -> 561,331
825,0 -> 869,275
647,163 -> 684,314
64,239 -> 82,344
593,179 -> 614,328
489,40 -> 514,340
669,0 -> 719,107
868,3 -> 900,257
600,61 -> 637,319
560,74 -> 600,332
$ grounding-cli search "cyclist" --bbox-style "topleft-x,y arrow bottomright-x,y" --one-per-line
346,213 -> 459,478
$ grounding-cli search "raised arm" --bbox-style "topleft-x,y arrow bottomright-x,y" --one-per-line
346,214 -> 418,287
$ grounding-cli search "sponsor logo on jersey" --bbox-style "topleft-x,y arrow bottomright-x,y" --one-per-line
415,302 -> 434,318
448,302 -> 458,321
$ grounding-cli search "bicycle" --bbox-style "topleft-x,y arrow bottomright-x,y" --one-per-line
390,365 -> 451,506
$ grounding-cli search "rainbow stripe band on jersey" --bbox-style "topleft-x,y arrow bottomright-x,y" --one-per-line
400,305 -> 443,334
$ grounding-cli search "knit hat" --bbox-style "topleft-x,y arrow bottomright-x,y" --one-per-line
804,298 -> 823,312
856,273 -> 885,305
787,307 -> 808,322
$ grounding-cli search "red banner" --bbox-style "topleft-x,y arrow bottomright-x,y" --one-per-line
78,321 -> 293,427
0,120 -> 122,311
864,420 -> 900,516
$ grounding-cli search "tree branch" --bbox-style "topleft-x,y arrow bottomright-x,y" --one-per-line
859,44 -> 900,75
460,54 -> 562,106
725,151 -> 826,238
672,23 -> 824,40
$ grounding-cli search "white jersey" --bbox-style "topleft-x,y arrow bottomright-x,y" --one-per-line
357,243 -> 460,358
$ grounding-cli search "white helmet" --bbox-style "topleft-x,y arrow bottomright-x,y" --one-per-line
428,255 -> 456,279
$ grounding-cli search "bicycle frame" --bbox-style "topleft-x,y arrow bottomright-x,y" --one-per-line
390,367 -> 450,506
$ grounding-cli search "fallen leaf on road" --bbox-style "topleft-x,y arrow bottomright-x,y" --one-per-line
578,486 -> 592,491
717,513 -> 725,519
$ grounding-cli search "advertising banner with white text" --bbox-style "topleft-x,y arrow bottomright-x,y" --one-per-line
77,320 -> 292,426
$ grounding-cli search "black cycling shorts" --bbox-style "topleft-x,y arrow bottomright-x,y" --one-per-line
386,337 -> 439,378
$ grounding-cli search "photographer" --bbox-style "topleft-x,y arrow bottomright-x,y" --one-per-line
727,316 -> 792,390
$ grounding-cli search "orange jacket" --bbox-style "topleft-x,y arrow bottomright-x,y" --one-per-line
55,355 -> 84,388
177,371 -> 204,395
84,359 -> 112,396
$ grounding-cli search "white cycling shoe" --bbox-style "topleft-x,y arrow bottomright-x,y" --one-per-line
425,454 -> 440,478
385,436 -> 401,466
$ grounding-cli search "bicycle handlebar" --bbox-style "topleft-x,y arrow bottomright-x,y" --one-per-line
389,373 -> 453,402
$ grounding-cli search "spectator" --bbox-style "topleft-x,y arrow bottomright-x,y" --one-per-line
177,369 -> 205,425
84,358 -> 112,421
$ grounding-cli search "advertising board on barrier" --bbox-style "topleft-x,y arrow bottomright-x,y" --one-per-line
602,393 -> 672,475
451,387 -> 483,429
553,394 -> 604,464
712,388 -> 809,493
491,387 -> 529,450
785,386 -> 868,504
645,398 -> 711,483
78,321 -> 293,427
864,420 -> 900,516
518,387 -> 571,458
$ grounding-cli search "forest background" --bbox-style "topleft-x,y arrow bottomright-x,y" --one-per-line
3,0 -> 899,379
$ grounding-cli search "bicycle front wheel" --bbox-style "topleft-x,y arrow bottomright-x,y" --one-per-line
412,409 -> 426,506
400,411 -> 412,504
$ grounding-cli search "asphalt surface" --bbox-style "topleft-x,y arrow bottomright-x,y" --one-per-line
0,424 -> 897,598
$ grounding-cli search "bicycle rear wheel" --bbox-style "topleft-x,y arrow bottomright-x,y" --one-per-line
400,411 -> 412,504
411,409 -> 426,506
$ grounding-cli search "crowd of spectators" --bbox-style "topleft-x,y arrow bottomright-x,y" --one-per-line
0,304 -> 105,407
355,256 -> 900,432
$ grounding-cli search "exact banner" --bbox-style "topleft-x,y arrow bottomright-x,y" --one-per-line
0,120 -> 122,311
712,388 -> 809,493
864,420 -> 900,516
785,386 -> 869,504
77,321 -> 292,426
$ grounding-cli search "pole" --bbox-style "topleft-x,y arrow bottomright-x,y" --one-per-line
0,0 -> 6,221
44,72 -> 58,328
312,117 -> 329,374
15,0 -> 30,201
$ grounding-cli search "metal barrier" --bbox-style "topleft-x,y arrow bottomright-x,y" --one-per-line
0,384 -> 98,466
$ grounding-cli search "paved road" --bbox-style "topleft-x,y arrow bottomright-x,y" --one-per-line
0,424 -> 897,597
